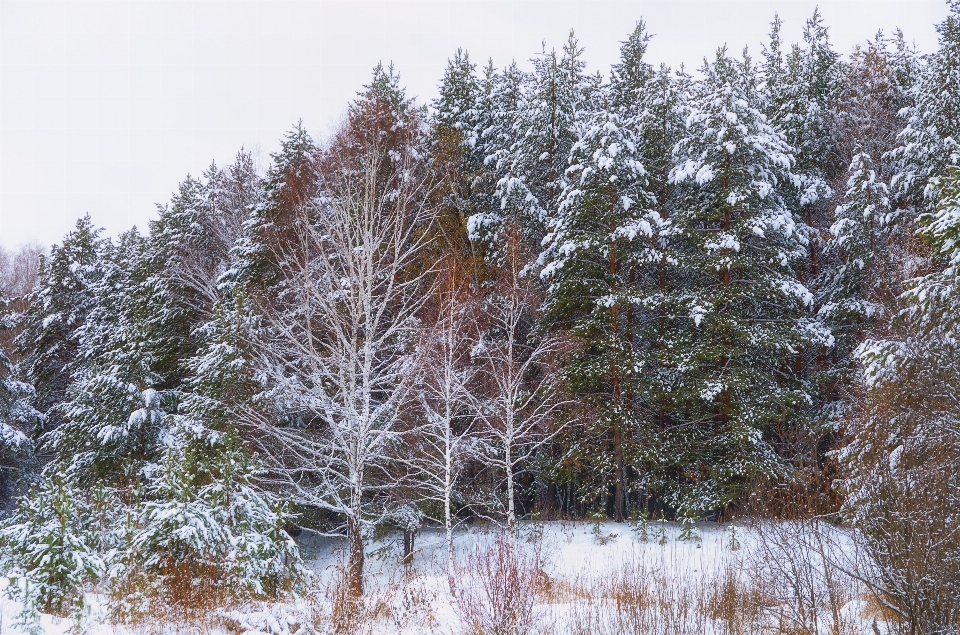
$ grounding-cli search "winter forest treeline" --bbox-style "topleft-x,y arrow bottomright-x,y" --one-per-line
3,2 -> 960,620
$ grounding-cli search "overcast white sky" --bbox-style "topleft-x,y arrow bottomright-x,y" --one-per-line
0,0 -> 949,250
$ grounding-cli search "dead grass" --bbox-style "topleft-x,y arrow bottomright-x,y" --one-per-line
561,555 -> 763,635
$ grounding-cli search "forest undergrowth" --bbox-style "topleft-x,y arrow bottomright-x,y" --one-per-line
205,519 -> 881,635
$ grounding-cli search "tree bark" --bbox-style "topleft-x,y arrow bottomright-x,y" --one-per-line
347,516 -> 365,596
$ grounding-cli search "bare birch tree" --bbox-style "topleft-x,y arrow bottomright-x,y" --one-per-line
412,259 -> 480,591
254,72 -> 439,595
476,232 -> 568,528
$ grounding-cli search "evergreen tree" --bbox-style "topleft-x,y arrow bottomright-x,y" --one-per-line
0,308 -> 38,502
230,122 -> 317,296
480,33 -> 598,262
763,10 -> 842,312
611,27 -> 691,517
765,10 -> 841,180
431,50 -> 491,273
0,474 -> 108,619
819,152 -> 894,425
174,291 -> 271,450
145,165 -> 245,386
15,216 -> 103,435
467,60 -> 526,253
434,48 -> 483,161
117,440 -> 302,614
831,33 -> 911,177
48,230 -> 169,482
892,0 -> 960,213
666,48 -> 832,516
541,23 -> 666,521
542,100 -> 658,520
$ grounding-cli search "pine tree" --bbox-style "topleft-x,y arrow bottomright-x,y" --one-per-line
434,48 -> 483,163
430,50 -> 490,274
482,32 -> 598,263
666,48 -> 832,516
540,25 -> 662,520
763,10 -> 842,316
0,474 -> 107,618
819,152 -> 894,425
765,9 -> 841,179
610,25 -> 691,518
120,439 -> 302,612
467,60 -> 526,252
817,34 -> 918,449
230,122 -> 317,296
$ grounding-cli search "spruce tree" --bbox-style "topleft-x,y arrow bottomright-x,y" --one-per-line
122,440 -> 302,611
15,216 -> 103,436
48,230 -> 168,482
0,311 -> 38,502
174,291 -> 270,449
145,165 -> 245,386
892,0 -> 960,213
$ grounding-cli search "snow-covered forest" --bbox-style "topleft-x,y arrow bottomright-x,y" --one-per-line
2,4 -> 960,634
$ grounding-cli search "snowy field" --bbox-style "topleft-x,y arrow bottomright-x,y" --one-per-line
0,520 -> 887,635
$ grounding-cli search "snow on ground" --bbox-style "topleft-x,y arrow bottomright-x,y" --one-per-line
0,520 -> 883,635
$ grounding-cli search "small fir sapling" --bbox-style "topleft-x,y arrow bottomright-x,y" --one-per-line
628,509 -> 650,542
654,511 -> 669,546
678,515 -> 701,544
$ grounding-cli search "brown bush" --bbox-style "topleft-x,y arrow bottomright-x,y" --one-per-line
454,532 -> 549,635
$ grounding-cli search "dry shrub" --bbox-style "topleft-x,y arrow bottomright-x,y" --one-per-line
857,445 -> 960,631
749,517 -> 862,635
104,560 -> 234,631
707,560 -> 770,631
293,546 -> 440,635
454,532 -> 549,635
321,559 -> 399,635
835,288 -> 960,635
740,472 -> 864,635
